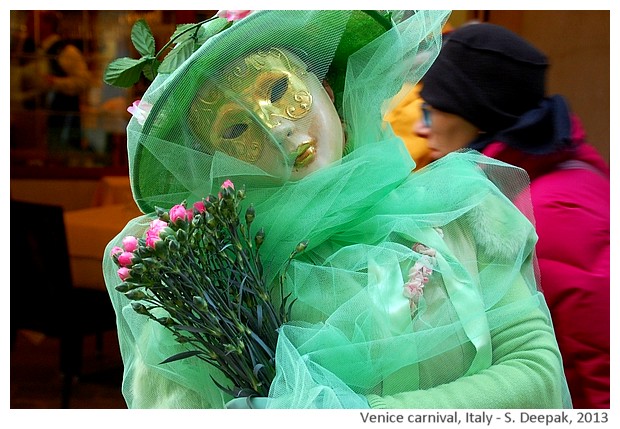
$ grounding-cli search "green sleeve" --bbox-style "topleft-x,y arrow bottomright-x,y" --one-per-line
366,278 -> 565,409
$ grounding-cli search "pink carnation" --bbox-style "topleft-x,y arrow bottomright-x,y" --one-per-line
169,204 -> 189,223
218,180 -> 235,198
216,10 -> 252,21
118,251 -> 135,267
117,267 -> 131,281
110,246 -> 123,258
193,200 -> 206,213
146,219 -> 168,248
122,236 -> 139,252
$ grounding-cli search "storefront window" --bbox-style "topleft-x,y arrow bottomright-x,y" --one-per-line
10,10 -> 214,179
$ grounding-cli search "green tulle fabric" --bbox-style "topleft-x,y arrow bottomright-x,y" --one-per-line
103,10 -> 571,409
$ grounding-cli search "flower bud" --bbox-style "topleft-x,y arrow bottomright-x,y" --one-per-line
125,290 -> 148,300
140,257 -> 160,269
173,218 -> 188,230
146,219 -> 169,248
115,283 -> 129,293
295,240 -> 309,254
204,198 -> 215,213
153,239 -> 167,255
115,282 -> 140,293
237,187 -> 246,200
131,302 -> 150,315
154,206 -> 170,222
157,316 -> 175,326
255,228 -> 265,248
193,296 -> 209,312
192,215 -> 202,227
205,213 -> 217,229
245,204 -> 255,225
219,185 -> 234,201
158,226 -> 176,240
130,263 -> 145,276
176,228 -> 188,242
168,239 -> 180,252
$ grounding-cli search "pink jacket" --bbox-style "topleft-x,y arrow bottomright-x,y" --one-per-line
481,117 -> 610,409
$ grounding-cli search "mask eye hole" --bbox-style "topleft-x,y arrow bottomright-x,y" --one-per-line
270,77 -> 289,103
222,123 -> 248,139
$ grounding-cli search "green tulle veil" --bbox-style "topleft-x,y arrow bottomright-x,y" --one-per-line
103,10 -> 571,409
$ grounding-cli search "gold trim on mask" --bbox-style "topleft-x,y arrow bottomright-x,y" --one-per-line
227,48 -> 313,125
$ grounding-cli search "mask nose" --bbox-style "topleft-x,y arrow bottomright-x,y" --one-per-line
272,118 -> 311,154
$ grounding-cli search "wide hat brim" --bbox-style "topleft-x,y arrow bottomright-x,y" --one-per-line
132,10 -> 390,213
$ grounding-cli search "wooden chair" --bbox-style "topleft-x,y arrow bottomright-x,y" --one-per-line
10,200 -> 117,408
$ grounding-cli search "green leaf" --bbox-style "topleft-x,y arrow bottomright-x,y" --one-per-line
103,57 -> 148,88
158,40 -> 195,74
248,331 -> 274,359
211,375 -> 245,398
142,57 -> 160,81
253,363 -> 265,377
169,23 -> 201,45
174,324 -> 210,334
131,19 -> 156,57
195,18 -> 230,44
160,350 -> 203,364
158,18 -> 230,75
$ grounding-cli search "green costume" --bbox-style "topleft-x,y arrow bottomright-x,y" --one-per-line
103,10 -> 571,408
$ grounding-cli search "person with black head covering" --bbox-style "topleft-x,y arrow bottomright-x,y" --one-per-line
417,22 -> 609,409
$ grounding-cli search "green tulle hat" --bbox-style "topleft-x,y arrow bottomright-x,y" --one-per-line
129,11 -> 395,214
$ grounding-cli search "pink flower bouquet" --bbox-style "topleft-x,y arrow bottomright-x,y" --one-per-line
110,180 -> 303,398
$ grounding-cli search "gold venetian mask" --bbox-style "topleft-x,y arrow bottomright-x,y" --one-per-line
189,48 -> 314,165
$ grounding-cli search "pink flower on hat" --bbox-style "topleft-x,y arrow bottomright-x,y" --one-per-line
216,10 -> 252,22
127,100 -> 153,126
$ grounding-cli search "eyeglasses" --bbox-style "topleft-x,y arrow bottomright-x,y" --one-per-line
421,102 -> 432,127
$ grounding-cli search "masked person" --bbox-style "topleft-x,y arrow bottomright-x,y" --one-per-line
103,10 -> 571,409
418,22 -> 609,409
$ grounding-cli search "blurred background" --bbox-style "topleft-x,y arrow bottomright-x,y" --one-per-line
9,10 -> 610,409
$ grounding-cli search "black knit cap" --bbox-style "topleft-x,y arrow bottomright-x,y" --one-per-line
421,23 -> 549,133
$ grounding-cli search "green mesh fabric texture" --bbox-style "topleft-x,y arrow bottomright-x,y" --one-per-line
103,10 -> 571,409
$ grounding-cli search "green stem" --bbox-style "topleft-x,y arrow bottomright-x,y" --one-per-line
154,16 -> 231,59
